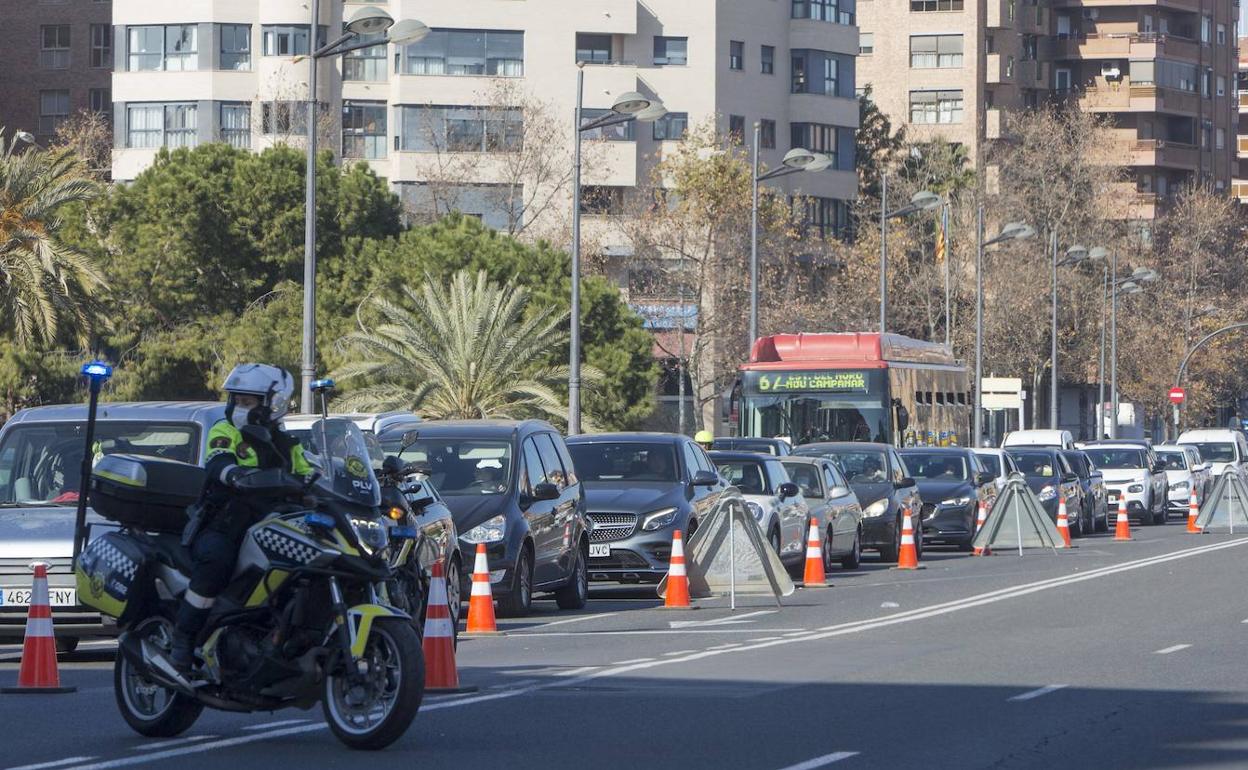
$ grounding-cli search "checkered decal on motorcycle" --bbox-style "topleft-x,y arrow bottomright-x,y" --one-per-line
86,537 -> 138,581
253,527 -> 319,565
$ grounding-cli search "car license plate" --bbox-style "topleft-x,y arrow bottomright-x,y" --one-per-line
1108,494 -> 1119,502
1,587 -> 76,607
589,544 -> 611,558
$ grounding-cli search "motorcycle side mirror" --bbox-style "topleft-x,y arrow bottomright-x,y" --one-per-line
401,430 -> 420,450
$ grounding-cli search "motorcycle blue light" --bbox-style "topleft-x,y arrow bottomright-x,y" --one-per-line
311,378 -> 336,391
391,526 -> 418,540
305,512 -> 335,529
81,361 -> 113,380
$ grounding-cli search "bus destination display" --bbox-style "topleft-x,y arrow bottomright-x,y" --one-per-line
745,370 -> 869,393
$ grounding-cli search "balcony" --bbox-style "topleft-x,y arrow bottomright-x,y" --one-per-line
1049,33 -> 1201,63
1049,0 -> 1202,12
986,107 -> 1004,139
1233,179 -> 1248,202
1076,83 -> 1200,115
1238,135 -> 1248,157
1129,138 -> 1199,169
986,53 -> 1007,84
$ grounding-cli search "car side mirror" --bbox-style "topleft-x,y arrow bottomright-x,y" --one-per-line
691,470 -> 718,487
778,481 -> 800,500
894,477 -> 917,489
830,485 -> 852,498
976,472 -> 995,486
531,482 -> 560,501
1062,472 -> 1079,484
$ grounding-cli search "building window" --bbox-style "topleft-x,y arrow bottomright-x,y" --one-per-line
1201,16 -> 1211,44
652,111 -> 689,140
342,101 -> 387,159
343,30 -> 386,81
90,24 -> 111,69
760,119 -> 776,149
220,103 -> 250,149
219,24 -> 251,70
399,29 -> 524,76
126,103 -> 197,148
576,33 -> 612,63
1217,23 -> 1227,45
580,186 -> 626,215
794,196 -> 847,239
909,90 -> 964,123
790,122 -> 851,168
261,102 -> 305,134
41,25 -> 71,69
399,105 -> 523,152
791,50 -> 851,97
261,25 -> 326,57
1006,55 -> 1015,78
729,40 -> 744,71
859,32 -> 874,55
89,88 -> 111,116
653,36 -> 688,66
792,0 -> 855,25
761,45 -> 775,74
579,108 -> 635,141
910,34 -> 962,68
1216,127 -> 1226,149
128,25 -> 198,71
729,114 -> 746,143
1217,75 -> 1226,96
910,0 -> 962,10
38,90 -> 69,135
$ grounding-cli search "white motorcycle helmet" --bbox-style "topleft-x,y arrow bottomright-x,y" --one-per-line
221,363 -> 294,429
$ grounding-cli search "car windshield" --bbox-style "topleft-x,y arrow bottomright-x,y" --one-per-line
0,421 -> 199,505
1188,442 -> 1236,463
976,454 -> 1001,476
902,454 -> 968,481
1083,448 -> 1146,470
821,450 -> 888,484
383,438 -> 512,496
568,443 -> 678,482
1156,450 -> 1188,470
716,460 -> 772,495
1009,451 -> 1056,478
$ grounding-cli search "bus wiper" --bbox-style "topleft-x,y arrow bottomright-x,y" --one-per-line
0,501 -> 70,508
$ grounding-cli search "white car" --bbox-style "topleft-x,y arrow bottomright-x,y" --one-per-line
284,411 -> 421,464
710,451 -> 809,567
1002,429 -> 1076,450
1081,442 -> 1168,525
1177,429 -> 1248,479
972,448 -> 1021,493
1155,444 -> 1210,516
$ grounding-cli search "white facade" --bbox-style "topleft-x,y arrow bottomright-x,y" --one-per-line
111,0 -> 860,238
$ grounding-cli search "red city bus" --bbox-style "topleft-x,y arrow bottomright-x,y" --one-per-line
738,333 -> 971,448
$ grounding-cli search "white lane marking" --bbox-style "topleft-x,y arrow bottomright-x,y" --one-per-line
775,750 -> 861,769
748,637 -> 784,642
1008,684 -> 1069,702
516,611 -> 621,629
663,649 -> 697,656
1241,618 -> 1248,624
1155,644 -> 1192,655
510,628 -> 807,637
4,758 -> 98,770
134,737 -> 216,752
669,610 -> 776,629
612,657 -> 655,665
707,643 -> 742,650
240,720 -> 307,732
56,536 -> 1248,770
554,666 -> 601,677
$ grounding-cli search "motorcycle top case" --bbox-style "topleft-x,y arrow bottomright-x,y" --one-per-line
75,531 -> 151,621
90,454 -> 206,534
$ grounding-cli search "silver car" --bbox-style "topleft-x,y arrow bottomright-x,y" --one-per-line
708,451 -> 808,567
780,456 -> 864,570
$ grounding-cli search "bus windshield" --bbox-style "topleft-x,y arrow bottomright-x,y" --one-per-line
740,369 -> 890,445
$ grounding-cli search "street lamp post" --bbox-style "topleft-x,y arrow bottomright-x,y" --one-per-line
569,72 -> 665,435
879,178 -> 942,335
974,213 -> 1035,446
1085,247 -> 1109,438
297,7 -> 429,413
14,131 -> 46,151
1049,237 -> 1088,429
749,141 -> 834,344
1090,253 -> 1157,439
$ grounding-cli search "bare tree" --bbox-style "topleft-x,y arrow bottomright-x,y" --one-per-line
52,110 -> 112,181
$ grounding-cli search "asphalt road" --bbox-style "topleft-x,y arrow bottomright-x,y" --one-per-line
4,520 -> 1248,770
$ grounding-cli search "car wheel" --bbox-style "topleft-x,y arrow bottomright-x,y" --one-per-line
1096,508 -> 1109,532
554,542 -> 589,610
840,528 -> 862,570
915,527 -> 923,561
1154,495 -> 1167,525
822,528 -> 835,573
444,556 -> 462,635
879,517 -> 900,563
496,545 -> 534,618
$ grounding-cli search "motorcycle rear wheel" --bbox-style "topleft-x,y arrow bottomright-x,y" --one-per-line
322,619 -> 425,750
114,617 -> 203,738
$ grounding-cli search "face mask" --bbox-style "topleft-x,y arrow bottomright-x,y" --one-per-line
229,409 -> 251,430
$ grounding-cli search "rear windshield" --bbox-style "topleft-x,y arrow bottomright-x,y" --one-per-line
1187,442 -> 1236,463
1083,448 -> 1147,470
976,454 -> 1001,476
0,421 -> 200,505
568,443 -> 678,483
902,453 -> 968,481
1008,451 -> 1057,478
1156,450 -> 1188,470
715,460 -> 772,495
384,439 -> 513,496
714,439 -> 780,456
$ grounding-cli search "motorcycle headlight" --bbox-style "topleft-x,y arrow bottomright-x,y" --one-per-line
1128,484 -> 1144,494
463,514 -> 506,544
1170,481 -> 1190,491
1038,485 -> 1056,501
641,507 -> 679,531
940,496 -> 972,507
350,517 -> 390,554
746,501 -> 765,521
863,499 -> 889,518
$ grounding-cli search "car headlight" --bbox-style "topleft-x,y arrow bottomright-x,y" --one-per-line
862,499 -> 889,518
350,517 -> 390,554
1170,481 -> 1190,491
641,507 -> 679,531
463,514 -> 506,544
940,496 -> 972,507
1038,485 -> 1056,501
746,501 -> 765,521
1127,484 -> 1144,494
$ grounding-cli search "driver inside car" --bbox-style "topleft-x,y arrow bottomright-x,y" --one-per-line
162,363 -> 312,679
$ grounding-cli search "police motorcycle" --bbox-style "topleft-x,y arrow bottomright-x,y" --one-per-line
74,418 -> 426,750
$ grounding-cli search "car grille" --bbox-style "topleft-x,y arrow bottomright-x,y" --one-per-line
587,513 -> 638,543
588,551 -> 652,570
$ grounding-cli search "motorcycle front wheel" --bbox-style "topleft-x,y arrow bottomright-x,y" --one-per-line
322,619 -> 425,750
114,616 -> 203,737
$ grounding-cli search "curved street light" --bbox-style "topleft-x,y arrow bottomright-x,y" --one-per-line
974,212 -> 1035,445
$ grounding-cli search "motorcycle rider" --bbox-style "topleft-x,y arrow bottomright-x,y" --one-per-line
167,363 -> 312,675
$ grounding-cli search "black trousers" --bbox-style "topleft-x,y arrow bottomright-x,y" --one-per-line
188,529 -> 240,598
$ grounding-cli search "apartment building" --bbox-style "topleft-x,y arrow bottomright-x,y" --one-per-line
858,0 -> 1238,225
0,0 -> 113,145
1234,39 -> 1248,202
109,0 -> 859,240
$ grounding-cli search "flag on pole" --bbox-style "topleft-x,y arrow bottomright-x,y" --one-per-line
934,203 -> 948,263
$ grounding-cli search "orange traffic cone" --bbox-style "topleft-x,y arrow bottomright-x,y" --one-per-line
422,560 -> 476,693
802,518 -> 829,588
1185,491 -> 1201,534
660,530 -> 694,609
1112,505 -> 1133,541
972,499 -> 991,556
464,544 -> 499,635
2,563 -> 75,694
1056,497 -> 1072,548
897,507 -> 920,570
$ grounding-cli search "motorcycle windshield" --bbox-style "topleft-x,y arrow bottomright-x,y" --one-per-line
309,418 -> 382,508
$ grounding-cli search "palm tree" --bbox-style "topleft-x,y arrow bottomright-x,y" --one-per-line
333,270 -> 590,425
0,129 -> 104,345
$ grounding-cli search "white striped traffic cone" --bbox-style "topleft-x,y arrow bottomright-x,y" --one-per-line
1056,497 -> 1072,548
464,543 -> 499,635
660,531 -> 694,609
802,517 -> 828,587
422,560 -> 476,693
2,563 -> 75,694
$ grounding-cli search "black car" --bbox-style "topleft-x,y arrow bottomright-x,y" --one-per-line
792,442 -> 923,563
899,447 -> 996,551
1060,450 -> 1109,534
566,433 -> 728,583
710,437 -> 792,456
1005,447 -> 1083,527
380,420 -> 590,617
